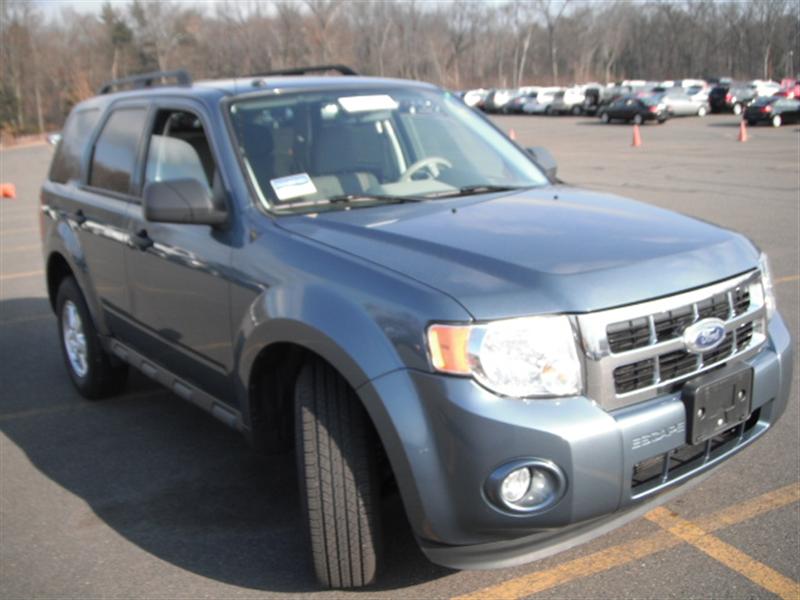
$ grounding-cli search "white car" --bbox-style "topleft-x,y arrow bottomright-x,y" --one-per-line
550,87 -> 587,115
522,88 -> 562,114
463,89 -> 488,108
750,80 -> 781,97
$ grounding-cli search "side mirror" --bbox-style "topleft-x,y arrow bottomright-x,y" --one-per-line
526,146 -> 558,180
143,178 -> 227,226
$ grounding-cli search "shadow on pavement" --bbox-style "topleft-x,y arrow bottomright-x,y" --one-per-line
0,296 -> 451,593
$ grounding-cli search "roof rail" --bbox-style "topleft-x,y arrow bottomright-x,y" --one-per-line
98,69 -> 192,95
251,64 -> 359,77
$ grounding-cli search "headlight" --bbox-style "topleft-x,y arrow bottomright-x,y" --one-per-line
427,316 -> 582,398
759,252 -> 776,320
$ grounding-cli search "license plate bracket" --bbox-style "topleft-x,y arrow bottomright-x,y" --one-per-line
682,363 -> 753,445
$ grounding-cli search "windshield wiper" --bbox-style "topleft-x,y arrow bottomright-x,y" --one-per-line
276,193 -> 424,210
424,184 -> 533,199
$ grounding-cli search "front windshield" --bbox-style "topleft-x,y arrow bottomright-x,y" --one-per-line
228,87 -> 548,211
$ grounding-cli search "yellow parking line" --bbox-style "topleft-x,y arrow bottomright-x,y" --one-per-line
775,274 -> 800,285
0,269 -> 43,281
453,483 -> 800,600
647,507 -> 800,600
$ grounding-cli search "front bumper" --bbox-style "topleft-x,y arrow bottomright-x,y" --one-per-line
358,313 -> 793,569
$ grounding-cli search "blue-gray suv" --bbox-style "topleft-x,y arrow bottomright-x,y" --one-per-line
40,67 -> 793,588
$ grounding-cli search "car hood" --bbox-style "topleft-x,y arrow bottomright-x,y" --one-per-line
278,187 -> 759,320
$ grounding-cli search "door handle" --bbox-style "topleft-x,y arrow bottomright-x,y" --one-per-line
131,229 -> 153,251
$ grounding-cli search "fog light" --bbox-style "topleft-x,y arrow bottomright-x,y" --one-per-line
501,467 -> 531,503
486,459 -> 566,514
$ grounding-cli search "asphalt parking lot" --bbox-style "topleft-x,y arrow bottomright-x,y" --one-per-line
1,114 -> 798,599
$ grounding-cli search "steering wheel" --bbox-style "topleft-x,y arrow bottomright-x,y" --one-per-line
399,156 -> 453,182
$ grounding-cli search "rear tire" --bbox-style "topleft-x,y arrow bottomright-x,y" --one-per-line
295,359 -> 381,589
633,114 -> 643,125
733,103 -> 743,115
56,277 -> 127,399
570,105 -> 582,116
600,112 -> 610,123
697,106 -> 707,117
771,115 -> 782,128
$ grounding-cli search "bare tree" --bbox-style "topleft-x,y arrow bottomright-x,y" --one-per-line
532,0 -> 570,84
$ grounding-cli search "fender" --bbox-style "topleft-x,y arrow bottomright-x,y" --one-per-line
235,282 -> 412,418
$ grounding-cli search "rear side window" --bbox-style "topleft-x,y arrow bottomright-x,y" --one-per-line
49,109 -> 101,184
89,107 -> 148,195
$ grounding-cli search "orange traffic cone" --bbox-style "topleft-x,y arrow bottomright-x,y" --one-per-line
631,124 -> 642,148
0,183 -> 16,199
509,128 -> 517,141
737,120 -> 748,142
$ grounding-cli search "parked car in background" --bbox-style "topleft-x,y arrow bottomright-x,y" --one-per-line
522,87 -> 561,114
581,85 -> 604,115
709,83 -> 757,115
484,88 -> 520,113
654,89 -> 710,117
550,86 -> 586,115
777,79 -> 800,99
505,91 -> 539,114
744,96 -> 800,127
685,84 -> 710,103
599,95 -> 668,124
463,88 -> 489,108
750,80 -> 781,98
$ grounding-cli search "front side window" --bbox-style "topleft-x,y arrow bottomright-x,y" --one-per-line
49,108 -> 101,184
229,87 -> 548,212
89,107 -> 148,195
144,109 -> 216,192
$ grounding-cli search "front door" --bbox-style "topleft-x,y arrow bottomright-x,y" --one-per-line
122,104 -> 235,401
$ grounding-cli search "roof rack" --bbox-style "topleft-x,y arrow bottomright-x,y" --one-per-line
98,69 -> 192,95
251,64 -> 359,78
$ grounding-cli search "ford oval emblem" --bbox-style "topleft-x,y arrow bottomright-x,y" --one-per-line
683,318 -> 727,353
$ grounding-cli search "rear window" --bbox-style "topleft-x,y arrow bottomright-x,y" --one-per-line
89,107 -> 148,195
49,108 -> 101,184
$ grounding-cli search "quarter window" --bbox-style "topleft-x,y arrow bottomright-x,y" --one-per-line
89,107 -> 148,195
49,108 -> 100,184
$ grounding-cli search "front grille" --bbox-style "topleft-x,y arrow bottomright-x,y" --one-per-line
613,359 -> 656,394
608,287 -> 751,354
577,271 -> 768,411
632,410 -> 760,496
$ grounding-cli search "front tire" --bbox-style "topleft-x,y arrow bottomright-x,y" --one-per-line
697,106 -> 707,117
771,114 -> 782,128
633,114 -> 644,125
600,112 -> 610,123
295,359 -> 381,588
733,103 -> 743,115
56,277 -> 127,399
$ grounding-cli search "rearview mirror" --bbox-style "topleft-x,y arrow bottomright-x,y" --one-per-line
143,179 -> 227,226
526,146 -> 558,180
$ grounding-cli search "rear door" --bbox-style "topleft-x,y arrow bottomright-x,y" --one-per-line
73,102 -> 150,335
122,100 -> 235,401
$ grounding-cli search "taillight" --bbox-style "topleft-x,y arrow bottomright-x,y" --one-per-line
725,92 -> 733,102
648,106 -> 658,113
762,105 -> 772,113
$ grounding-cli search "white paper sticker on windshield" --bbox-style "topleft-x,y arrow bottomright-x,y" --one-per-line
270,173 -> 317,201
338,95 -> 398,113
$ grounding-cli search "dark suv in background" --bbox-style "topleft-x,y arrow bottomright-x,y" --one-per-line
709,82 -> 757,115
41,67 -> 793,589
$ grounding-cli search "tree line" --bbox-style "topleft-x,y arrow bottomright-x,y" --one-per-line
1,0 -> 798,134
